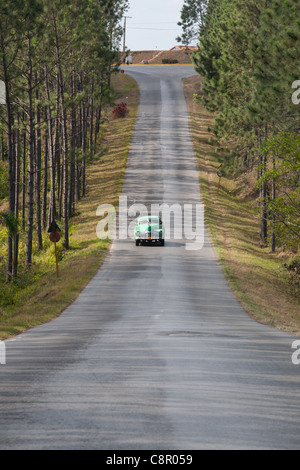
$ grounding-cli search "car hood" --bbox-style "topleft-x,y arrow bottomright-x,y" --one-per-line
135,223 -> 162,232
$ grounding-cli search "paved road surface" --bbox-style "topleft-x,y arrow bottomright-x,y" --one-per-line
0,66 -> 299,450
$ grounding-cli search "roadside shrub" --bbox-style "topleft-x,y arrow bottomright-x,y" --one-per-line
162,59 -> 178,64
283,255 -> 300,295
0,282 -> 18,306
112,102 -> 128,119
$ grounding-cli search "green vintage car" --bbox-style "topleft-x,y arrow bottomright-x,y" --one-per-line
134,216 -> 165,246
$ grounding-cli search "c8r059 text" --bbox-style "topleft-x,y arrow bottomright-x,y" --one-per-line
149,455 -> 192,465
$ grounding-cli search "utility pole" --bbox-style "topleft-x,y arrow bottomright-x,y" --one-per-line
123,16 -> 132,53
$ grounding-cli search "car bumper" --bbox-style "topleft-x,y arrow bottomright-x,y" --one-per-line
136,237 -> 163,243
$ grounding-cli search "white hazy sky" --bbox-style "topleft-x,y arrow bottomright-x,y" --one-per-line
124,0 -> 185,51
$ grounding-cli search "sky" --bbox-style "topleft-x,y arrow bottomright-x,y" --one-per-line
124,0 -> 185,51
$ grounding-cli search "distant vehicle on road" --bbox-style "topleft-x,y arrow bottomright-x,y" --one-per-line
134,216 -> 165,246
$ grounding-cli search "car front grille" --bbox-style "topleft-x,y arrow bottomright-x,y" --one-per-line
140,232 -> 159,239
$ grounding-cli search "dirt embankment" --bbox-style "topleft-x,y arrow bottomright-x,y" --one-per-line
123,48 -> 196,65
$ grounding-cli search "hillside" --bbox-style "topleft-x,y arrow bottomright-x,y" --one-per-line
124,46 -> 196,65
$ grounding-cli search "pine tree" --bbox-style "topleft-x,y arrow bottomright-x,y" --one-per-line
1,0 -> 128,278
177,0 -> 209,45
192,0 -> 300,247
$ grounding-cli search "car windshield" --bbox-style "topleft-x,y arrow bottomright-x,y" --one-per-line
138,217 -> 160,225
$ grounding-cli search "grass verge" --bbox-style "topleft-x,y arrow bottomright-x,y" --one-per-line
183,75 -> 300,336
0,72 -> 139,340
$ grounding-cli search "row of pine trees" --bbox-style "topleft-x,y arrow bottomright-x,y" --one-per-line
0,0 -> 128,280
187,0 -> 299,251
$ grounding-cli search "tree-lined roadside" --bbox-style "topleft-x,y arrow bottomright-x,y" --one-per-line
192,0 -> 299,252
0,72 -> 139,340
177,0 -> 299,333
184,75 -> 300,335
178,0 -> 299,290
0,0 -> 128,282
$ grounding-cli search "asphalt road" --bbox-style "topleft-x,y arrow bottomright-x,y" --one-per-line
1,66 -> 300,450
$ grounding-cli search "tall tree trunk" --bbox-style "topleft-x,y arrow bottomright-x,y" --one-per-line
35,73 -> 43,251
94,103 -> 102,146
45,66 -> 56,226
89,78 -> 94,160
13,120 -> 20,279
257,129 -> 268,241
1,41 -> 15,280
26,36 -> 35,267
81,106 -> 87,198
53,13 -> 69,249
77,103 -> 83,202
22,121 -> 27,230
69,68 -> 76,216
1,133 -> 5,161
55,72 -> 62,221
94,79 -> 103,147
271,155 -> 276,253
42,108 -> 48,229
